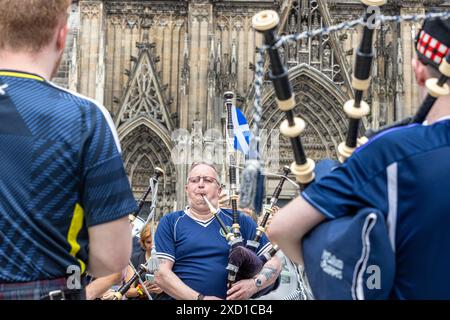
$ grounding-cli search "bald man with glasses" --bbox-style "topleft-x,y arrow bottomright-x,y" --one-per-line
154,162 -> 281,300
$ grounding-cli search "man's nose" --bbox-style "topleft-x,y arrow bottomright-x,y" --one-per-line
197,179 -> 205,187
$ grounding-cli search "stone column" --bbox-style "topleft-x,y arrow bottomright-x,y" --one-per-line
179,32 -> 190,130
394,28 -> 405,122
171,127 -> 190,210
95,5 -> 106,105
68,3 -> 80,92
78,1 -> 104,101
187,1 -> 214,131
171,19 -> 185,116
207,34 -> 218,130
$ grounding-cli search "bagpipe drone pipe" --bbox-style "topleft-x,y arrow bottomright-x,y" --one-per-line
222,91 -> 294,290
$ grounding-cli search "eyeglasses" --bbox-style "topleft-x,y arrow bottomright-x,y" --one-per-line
187,175 -> 219,185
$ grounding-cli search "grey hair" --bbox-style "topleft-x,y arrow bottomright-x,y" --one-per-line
187,161 -> 221,184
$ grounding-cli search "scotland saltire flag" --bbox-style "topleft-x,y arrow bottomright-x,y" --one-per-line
232,105 -> 250,155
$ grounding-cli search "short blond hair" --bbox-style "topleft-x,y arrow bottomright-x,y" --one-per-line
0,0 -> 71,52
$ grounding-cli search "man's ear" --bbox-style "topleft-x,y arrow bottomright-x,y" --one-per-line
412,57 -> 427,87
56,23 -> 69,52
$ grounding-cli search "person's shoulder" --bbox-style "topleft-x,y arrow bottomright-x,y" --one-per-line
219,208 -> 243,222
220,209 -> 256,225
46,83 -> 114,122
47,83 -> 122,151
358,121 -> 450,160
219,208 -> 233,217
44,82 -> 95,109
359,123 -> 423,152
348,123 -> 428,172
240,212 -> 257,227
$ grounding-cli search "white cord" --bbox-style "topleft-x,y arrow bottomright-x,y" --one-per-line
142,177 -> 160,273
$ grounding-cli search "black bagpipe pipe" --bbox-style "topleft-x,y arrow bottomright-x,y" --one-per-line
365,50 -> 450,138
250,1 -> 388,299
246,166 -> 291,255
202,195 -> 248,287
209,6 -> 319,292
113,264 -> 147,300
128,166 -> 164,224
336,0 -> 389,162
252,11 -> 315,190
224,91 -> 242,239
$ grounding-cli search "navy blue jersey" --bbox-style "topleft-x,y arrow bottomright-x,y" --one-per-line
155,209 -> 271,299
0,70 -> 138,283
303,119 -> 450,299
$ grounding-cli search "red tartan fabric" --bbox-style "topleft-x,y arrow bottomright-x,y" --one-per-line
0,277 -> 83,300
417,30 -> 450,65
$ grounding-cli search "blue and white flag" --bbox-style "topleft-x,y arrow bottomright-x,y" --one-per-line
231,105 -> 250,155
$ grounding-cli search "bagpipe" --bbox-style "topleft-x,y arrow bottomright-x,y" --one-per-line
209,168 -> 291,286
199,92 -> 295,296
202,166 -> 287,292
113,167 -> 164,300
250,0 -> 405,300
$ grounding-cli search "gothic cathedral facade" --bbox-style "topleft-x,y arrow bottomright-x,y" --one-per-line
55,0 -> 448,216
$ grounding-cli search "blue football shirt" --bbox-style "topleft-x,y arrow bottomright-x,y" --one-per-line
0,70 -> 138,283
155,209 -> 271,298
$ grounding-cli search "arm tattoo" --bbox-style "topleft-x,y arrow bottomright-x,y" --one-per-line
158,258 -> 169,265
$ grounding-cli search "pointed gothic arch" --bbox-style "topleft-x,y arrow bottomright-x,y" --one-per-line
118,117 -> 176,218
118,116 -> 173,151
244,0 -> 365,165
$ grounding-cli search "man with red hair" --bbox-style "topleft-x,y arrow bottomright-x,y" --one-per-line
0,0 -> 136,299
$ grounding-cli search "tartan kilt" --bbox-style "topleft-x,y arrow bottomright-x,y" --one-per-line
0,277 -> 85,300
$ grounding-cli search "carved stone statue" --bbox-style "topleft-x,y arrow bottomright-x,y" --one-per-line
323,45 -> 331,69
